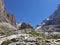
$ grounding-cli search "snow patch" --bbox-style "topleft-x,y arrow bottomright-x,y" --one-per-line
46,18 -> 49,20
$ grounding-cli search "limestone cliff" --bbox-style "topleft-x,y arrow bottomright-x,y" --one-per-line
0,0 -> 16,27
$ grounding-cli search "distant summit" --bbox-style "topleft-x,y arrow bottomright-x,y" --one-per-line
57,4 -> 60,10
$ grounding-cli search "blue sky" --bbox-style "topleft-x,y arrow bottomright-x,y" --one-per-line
4,0 -> 60,27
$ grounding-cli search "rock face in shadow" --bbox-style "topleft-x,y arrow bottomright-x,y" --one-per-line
0,0 -> 16,27
17,23 -> 33,30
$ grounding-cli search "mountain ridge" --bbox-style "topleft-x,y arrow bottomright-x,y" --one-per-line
36,4 -> 60,32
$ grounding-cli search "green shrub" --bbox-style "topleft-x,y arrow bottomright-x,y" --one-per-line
11,38 -> 17,42
16,44 -> 20,45
1,41 -> 10,45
